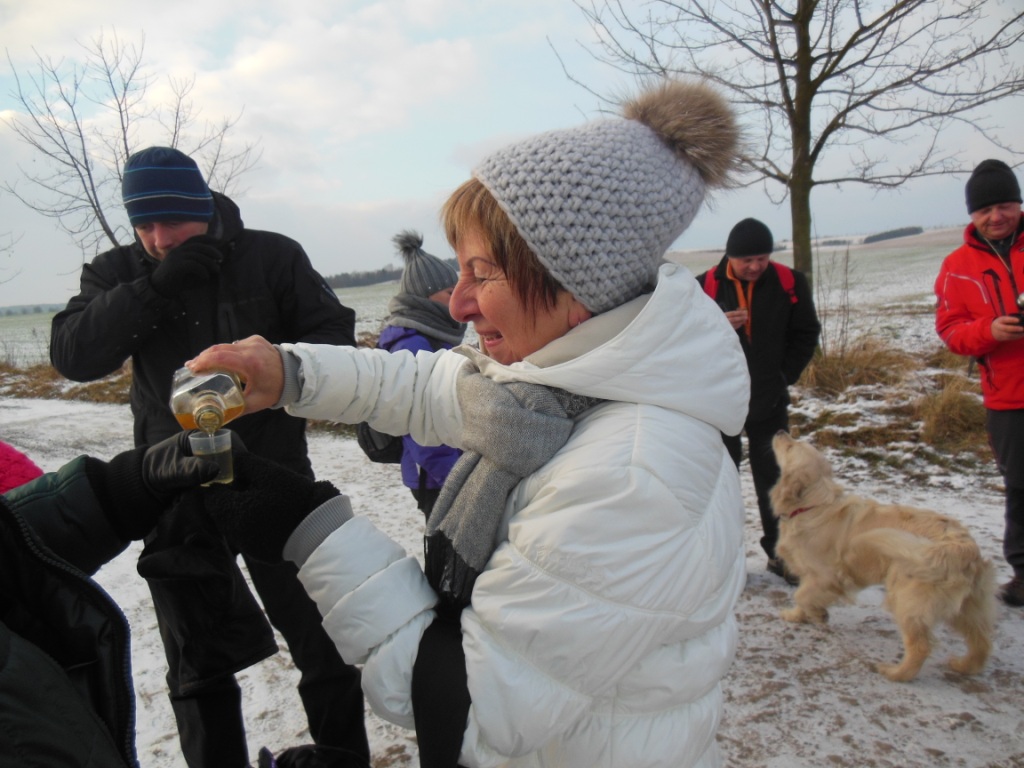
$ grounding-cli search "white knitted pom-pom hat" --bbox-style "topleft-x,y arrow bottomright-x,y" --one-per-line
473,79 -> 739,313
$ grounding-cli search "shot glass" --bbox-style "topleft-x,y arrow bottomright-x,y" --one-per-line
188,429 -> 234,485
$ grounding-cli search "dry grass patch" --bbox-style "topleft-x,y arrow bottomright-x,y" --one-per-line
925,345 -> 973,372
810,424 -> 919,452
801,336 -> 915,395
799,409 -> 860,432
794,335 -> 991,464
64,366 -> 133,404
916,376 -> 987,455
0,363 -> 69,399
0,362 -> 132,403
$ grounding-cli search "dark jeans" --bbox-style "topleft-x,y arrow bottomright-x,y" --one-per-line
985,409 -> 1024,578
722,400 -> 790,560
160,555 -> 369,768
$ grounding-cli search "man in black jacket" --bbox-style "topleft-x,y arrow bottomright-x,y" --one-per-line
49,147 -> 369,767
697,218 -> 821,584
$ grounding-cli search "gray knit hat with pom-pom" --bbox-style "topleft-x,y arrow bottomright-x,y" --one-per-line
473,79 -> 739,313
395,230 -> 458,299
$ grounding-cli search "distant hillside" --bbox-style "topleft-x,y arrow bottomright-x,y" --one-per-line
0,303 -> 65,317
323,257 -> 459,290
324,266 -> 401,289
667,225 -> 960,274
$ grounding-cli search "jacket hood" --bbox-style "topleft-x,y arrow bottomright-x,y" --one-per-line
209,191 -> 244,241
466,263 -> 750,436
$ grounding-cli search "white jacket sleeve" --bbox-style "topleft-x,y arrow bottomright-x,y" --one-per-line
280,342 -> 468,448
297,515 -> 438,728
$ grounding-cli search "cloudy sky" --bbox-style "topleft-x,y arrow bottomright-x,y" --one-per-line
0,0 -> 1016,308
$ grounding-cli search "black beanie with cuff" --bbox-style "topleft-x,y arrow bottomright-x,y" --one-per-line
726,218 -> 774,257
965,159 -> 1021,214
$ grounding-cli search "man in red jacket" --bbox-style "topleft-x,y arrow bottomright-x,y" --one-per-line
935,158 -> 1024,607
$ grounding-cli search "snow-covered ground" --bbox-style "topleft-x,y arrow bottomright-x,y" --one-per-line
3,226 -> 1024,767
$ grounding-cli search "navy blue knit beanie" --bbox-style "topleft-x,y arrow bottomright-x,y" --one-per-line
122,147 -> 214,226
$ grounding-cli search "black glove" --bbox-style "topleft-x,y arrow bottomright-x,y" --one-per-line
203,451 -> 340,563
143,430 -> 237,496
149,234 -> 225,298
85,431 -> 227,541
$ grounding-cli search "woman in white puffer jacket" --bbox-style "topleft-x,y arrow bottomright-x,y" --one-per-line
193,78 -> 749,768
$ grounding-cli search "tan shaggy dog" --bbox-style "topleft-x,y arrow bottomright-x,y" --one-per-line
770,431 -> 997,682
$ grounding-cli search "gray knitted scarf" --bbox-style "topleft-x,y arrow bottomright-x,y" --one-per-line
424,365 -> 602,615
386,293 -> 466,347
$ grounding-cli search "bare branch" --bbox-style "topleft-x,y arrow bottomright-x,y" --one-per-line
566,0 -> 1024,275
0,232 -> 24,285
2,29 -> 262,257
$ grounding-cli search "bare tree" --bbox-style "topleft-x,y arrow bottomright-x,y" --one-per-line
567,0 -> 1024,277
3,30 -> 261,255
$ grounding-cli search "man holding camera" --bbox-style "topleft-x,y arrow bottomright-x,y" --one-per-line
49,147 -> 369,766
935,159 -> 1024,608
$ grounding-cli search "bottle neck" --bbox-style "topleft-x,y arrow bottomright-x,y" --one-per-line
193,395 -> 225,433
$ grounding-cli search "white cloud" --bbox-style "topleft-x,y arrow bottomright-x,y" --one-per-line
0,1 -> 1014,308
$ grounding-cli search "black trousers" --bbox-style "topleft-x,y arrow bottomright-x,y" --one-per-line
985,408 -> 1024,578
722,400 -> 790,560
161,555 -> 370,768
411,485 -> 442,522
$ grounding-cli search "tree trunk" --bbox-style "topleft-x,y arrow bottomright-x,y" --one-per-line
789,0 -> 815,284
790,172 -> 813,279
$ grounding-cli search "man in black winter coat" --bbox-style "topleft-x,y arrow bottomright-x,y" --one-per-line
697,218 -> 821,584
49,146 -> 369,767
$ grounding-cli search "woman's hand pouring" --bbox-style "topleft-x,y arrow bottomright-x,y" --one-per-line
187,335 -> 284,414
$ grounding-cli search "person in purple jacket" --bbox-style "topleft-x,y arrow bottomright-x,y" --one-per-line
377,230 -> 466,519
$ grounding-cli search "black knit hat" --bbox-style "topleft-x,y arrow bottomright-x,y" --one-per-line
395,230 -> 457,299
965,159 -> 1021,214
122,147 -> 215,226
725,218 -> 774,257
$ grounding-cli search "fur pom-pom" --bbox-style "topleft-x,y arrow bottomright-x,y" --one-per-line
392,229 -> 424,263
623,79 -> 740,189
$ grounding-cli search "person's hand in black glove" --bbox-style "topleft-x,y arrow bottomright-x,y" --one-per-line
142,429 -> 234,498
85,430 -> 234,541
203,451 -> 342,563
149,234 -> 226,298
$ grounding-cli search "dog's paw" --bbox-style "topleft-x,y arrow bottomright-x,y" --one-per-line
876,661 -> 919,682
948,655 -> 986,676
783,604 -> 829,624
781,606 -> 807,623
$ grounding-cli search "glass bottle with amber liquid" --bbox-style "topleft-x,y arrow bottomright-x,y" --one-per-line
170,366 -> 245,434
